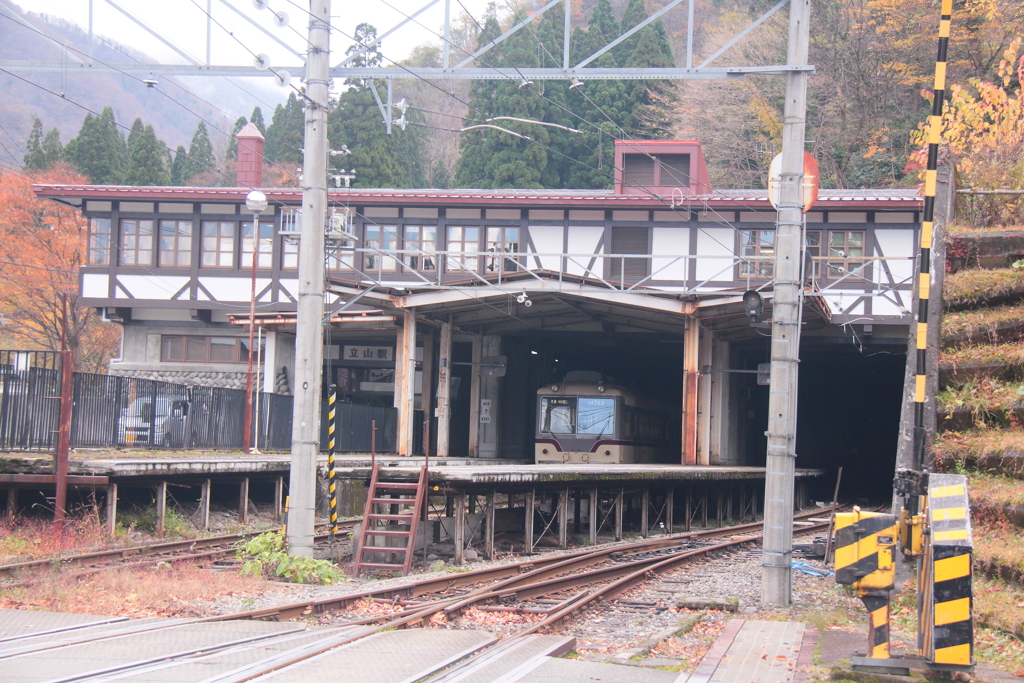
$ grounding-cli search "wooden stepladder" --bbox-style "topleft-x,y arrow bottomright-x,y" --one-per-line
353,464 -> 428,576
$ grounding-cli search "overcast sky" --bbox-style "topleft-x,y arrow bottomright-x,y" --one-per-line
29,0 -> 493,107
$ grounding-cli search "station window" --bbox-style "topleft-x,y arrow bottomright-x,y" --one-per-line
160,335 -> 259,363
119,219 -> 154,266
241,221 -> 274,268
364,224 -> 399,272
281,208 -> 300,269
446,226 -> 480,273
202,221 -> 235,267
739,229 -> 774,278
403,225 -> 437,272
158,220 -> 192,267
485,227 -> 520,275
826,230 -> 866,278
88,218 -> 111,265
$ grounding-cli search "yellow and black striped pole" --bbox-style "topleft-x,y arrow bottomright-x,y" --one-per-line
327,383 -> 339,538
913,0 -> 952,473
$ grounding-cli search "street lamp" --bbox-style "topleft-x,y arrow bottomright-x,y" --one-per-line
243,190 -> 268,454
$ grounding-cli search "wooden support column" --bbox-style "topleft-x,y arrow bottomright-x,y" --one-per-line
200,479 -> 211,529
397,310 -> 417,456
641,488 -> 650,538
274,476 -> 284,520
524,489 -> 535,552
589,489 -> 597,544
558,489 -> 569,547
709,337 -> 729,464
5,488 -> 16,524
155,481 -> 167,537
682,316 -> 700,464
239,478 -> 249,524
467,334 -> 482,457
485,491 -> 496,560
666,488 -> 674,533
614,489 -> 623,541
454,492 -> 467,565
105,484 -> 117,537
698,326 -> 714,466
421,333 -> 435,455
435,319 -> 453,458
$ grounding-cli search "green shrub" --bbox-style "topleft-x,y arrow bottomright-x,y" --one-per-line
237,531 -> 343,585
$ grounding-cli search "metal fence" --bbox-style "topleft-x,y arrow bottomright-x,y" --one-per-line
0,358 -> 395,453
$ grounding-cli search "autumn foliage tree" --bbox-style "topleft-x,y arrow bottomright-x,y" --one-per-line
907,39 -> 1024,226
0,167 -> 120,372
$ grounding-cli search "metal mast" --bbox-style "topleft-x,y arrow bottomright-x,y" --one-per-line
760,0 -> 810,605
287,0 -> 330,556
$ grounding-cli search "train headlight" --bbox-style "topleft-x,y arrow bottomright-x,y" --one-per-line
550,384 -> 558,392
597,384 -> 605,392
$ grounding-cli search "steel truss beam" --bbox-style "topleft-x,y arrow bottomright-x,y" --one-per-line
2,0 -> 812,81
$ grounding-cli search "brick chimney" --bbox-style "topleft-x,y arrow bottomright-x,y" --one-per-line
235,122 -> 265,187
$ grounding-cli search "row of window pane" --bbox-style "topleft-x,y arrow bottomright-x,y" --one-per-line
739,230 -> 863,279
160,335 -> 259,363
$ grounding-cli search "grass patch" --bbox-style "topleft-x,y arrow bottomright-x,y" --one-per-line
937,378 -> 1024,421
944,267 -> 1024,309
941,342 -> 1024,368
0,513 -> 114,562
0,563 -> 264,618
948,223 -> 1024,234
974,518 -> 1024,576
941,302 -> 1024,344
968,474 -> 1024,510
935,428 -> 1024,463
975,577 -> 1024,640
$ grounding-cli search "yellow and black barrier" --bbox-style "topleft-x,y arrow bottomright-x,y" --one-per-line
835,509 -> 898,660
327,383 -> 338,536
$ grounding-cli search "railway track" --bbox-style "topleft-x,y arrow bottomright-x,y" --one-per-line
0,520 -> 359,582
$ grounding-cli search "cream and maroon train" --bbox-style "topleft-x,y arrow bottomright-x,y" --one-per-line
535,372 -> 677,464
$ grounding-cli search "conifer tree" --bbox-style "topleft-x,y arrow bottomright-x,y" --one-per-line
125,124 -> 170,186
126,117 -> 145,159
23,118 -> 45,170
263,93 -> 305,166
170,145 -> 188,185
249,106 -> 266,134
41,128 -> 63,168
225,115 -> 248,161
64,106 -> 125,184
327,24 -> 426,188
183,121 -> 214,181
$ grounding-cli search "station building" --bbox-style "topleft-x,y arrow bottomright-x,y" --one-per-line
34,134 -> 922,500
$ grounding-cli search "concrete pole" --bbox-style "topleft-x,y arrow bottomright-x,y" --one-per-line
398,311 -> 417,456
200,478 -> 211,529
467,334 -> 482,457
105,484 -> 117,537
760,0 -> 810,606
435,320 -> 453,458
287,0 -> 330,557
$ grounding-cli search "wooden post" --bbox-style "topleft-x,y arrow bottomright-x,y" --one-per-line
436,319 -> 453,458
105,483 -> 117,537
467,334 -> 482,457
641,488 -> 650,538
524,489 -> 535,552
155,481 -> 167,537
397,311 -> 417,456
454,492 -> 467,565
421,332 -> 435,456
5,488 -> 16,524
485,491 -> 496,560
274,476 -> 284,520
682,316 -> 700,464
666,488 -> 674,533
239,477 -> 249,525
200,478 -> 211,529
558,489 -> 568,548
589,489 -> 597,544
614,489 -> 623,541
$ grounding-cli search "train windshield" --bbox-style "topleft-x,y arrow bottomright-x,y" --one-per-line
541,397 -> 615,435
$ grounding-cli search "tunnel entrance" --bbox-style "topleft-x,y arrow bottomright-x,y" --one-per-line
732,338 -> 907,504
498,332 -> 684,461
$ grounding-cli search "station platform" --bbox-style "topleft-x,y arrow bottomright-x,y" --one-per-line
0,609 -> 815,683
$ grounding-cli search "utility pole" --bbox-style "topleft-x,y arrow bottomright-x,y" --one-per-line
287,0 -> 330,557
760,0 -> 810,605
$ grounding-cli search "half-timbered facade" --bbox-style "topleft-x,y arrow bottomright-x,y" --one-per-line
34,140 -> 922,466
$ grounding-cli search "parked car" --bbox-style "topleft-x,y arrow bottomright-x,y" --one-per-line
118,396 -> 189,447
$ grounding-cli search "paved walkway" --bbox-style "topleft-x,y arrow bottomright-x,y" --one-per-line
683,620 -> 807,683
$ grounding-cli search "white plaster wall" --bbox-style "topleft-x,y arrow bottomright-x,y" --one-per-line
116,275 -> 189,300
566,225 -> 603,276
652,227 -> 689,280
694,227 -> 734,282
527,225 -> 564,270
